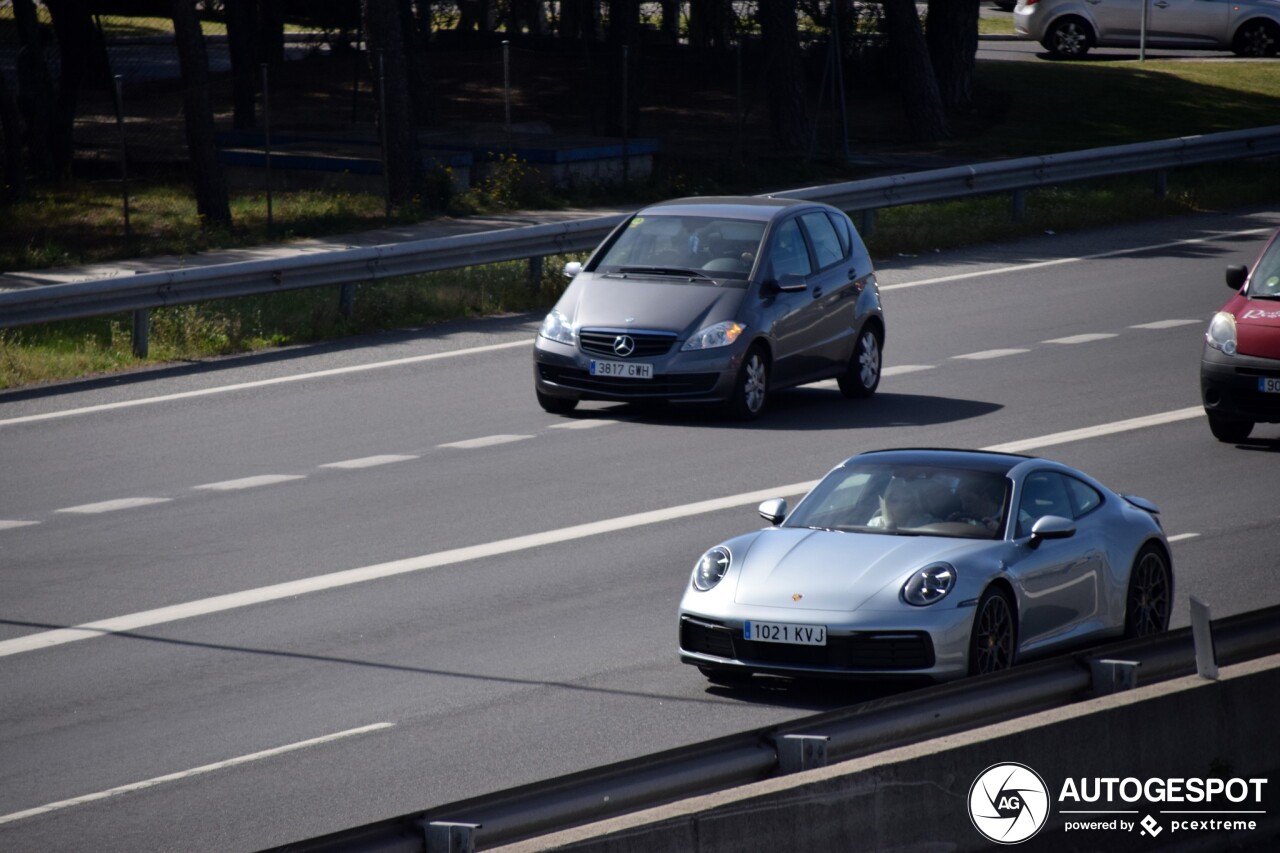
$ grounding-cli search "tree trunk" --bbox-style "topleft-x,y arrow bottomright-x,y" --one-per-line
397,0 -> 435,127
926,0 -> 979,114
758,0 -> 808,154
604,0 -> 639,137
45,0 -> 110,177
688,0 -> 734,50
170,0 -> 232,227
882,0 -> 949,142
224,0 -> 259,129
0,68 -> 28,199
257,0 -> 285,65
364,0 -> 424,211
11,0 -> 56,179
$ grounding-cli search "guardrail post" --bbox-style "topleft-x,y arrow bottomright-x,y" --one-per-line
1191,596 -> 1219,680
424,821 -> 479,853
1089,659 -> 1140,695
528,255 -> 544,295
859,209 -> 876,238
1011,188 -> 1026,221
339,283 -> 356,319
132,309 -> 150,358
774,733 -> 829,774
1154,169 -> 1167,198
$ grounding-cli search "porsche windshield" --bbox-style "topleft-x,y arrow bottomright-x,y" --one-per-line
785,463 -> 1011,539
594,215 -> 765,280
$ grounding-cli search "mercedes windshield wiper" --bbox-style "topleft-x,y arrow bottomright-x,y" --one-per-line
616,265 -> 715,280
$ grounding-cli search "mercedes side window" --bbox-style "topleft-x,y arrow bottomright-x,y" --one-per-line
771,218 -> 813,278
799,211 -> 844,271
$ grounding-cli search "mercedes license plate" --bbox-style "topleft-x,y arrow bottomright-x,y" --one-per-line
744,621 -> 827,646
590,359 -> 653,379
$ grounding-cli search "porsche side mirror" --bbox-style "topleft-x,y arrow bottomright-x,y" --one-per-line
563,261 -> 583,279
1028,515 -> 1076,549
758,498 -> 787,525
1226,264 -> 1248,290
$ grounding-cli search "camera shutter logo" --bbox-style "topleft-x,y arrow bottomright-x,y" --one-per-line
969,763 -> 1051,844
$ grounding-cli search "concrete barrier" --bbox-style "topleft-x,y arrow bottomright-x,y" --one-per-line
491,653 -> 1280,852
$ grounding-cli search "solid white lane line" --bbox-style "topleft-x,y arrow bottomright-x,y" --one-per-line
193,474 -> 306,491
547,419 -> 620,430
439,435 -> 534,449
56,497 -> 172,514
0,481 -> 819,659
320,455 -> 418,469
1132,320 -> 1203,330
0,406 -> 1208,660
1043,333 -> 1119,345
878,226 -> 1277,291
984,406 -> 1203,454
0,520 -> 39,530
0,723 -> 394,827
954,349 -> 1030,360
0,340 -> 534,428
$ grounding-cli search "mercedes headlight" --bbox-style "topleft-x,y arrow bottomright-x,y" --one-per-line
692,546 -> 732,591
902,563 -> 956,606
682,321 -> 746,351
1205,311 -> 1237,355
539,309 -> 576,345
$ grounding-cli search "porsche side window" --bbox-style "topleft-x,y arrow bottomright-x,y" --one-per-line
799,211 -> 844,270
1064,476 -> 1103,519
1016,472 -> 1073,538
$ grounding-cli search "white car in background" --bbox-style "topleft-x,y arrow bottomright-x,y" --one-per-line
1014,0 -> 1280,58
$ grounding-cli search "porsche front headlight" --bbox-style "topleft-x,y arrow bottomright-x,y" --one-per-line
539,309 -> 576,345
1205,311 -> 1237,355
682,321 -> 746,351
692,546 -> 732,591
902,563 -> 956,606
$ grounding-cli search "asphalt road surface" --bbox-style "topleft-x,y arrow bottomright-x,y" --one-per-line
3,207 -> 1279,851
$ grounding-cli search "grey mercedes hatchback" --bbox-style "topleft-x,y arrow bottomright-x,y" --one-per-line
532,196 -> 884,419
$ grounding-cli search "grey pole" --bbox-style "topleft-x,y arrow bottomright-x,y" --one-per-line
113,74 -> 131,241
262,63 -> 273,231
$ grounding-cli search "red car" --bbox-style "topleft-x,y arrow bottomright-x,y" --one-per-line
1201,228 -> 1280,442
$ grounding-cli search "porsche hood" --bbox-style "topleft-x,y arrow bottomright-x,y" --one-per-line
729,527 -> 990,612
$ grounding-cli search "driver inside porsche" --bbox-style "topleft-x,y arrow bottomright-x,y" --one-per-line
949,477 -> 1005,532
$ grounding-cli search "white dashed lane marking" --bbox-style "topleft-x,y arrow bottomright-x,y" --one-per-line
0,520 -> 39,530
547,419 -> 621,430
1043,333 -> 1119,345
438,435 -> 535,449
1131,320 -> 1203,330
954,349 -> 1031,360
56,497 -> 172,514
320,455 -> 419,469
193,475 -> 307,491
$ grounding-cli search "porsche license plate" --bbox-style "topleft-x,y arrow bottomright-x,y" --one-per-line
1259,377 -> 1280,394
744,621 -> 827,646
590,359 -> 653,379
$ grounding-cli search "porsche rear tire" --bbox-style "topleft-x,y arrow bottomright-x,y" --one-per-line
1124,544 -> 1172,639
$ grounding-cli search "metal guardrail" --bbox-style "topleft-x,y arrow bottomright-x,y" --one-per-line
2,126 -> 1279,339
272,604 -> 1280,853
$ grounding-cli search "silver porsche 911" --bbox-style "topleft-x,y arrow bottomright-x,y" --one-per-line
678,449 -> 1173,686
